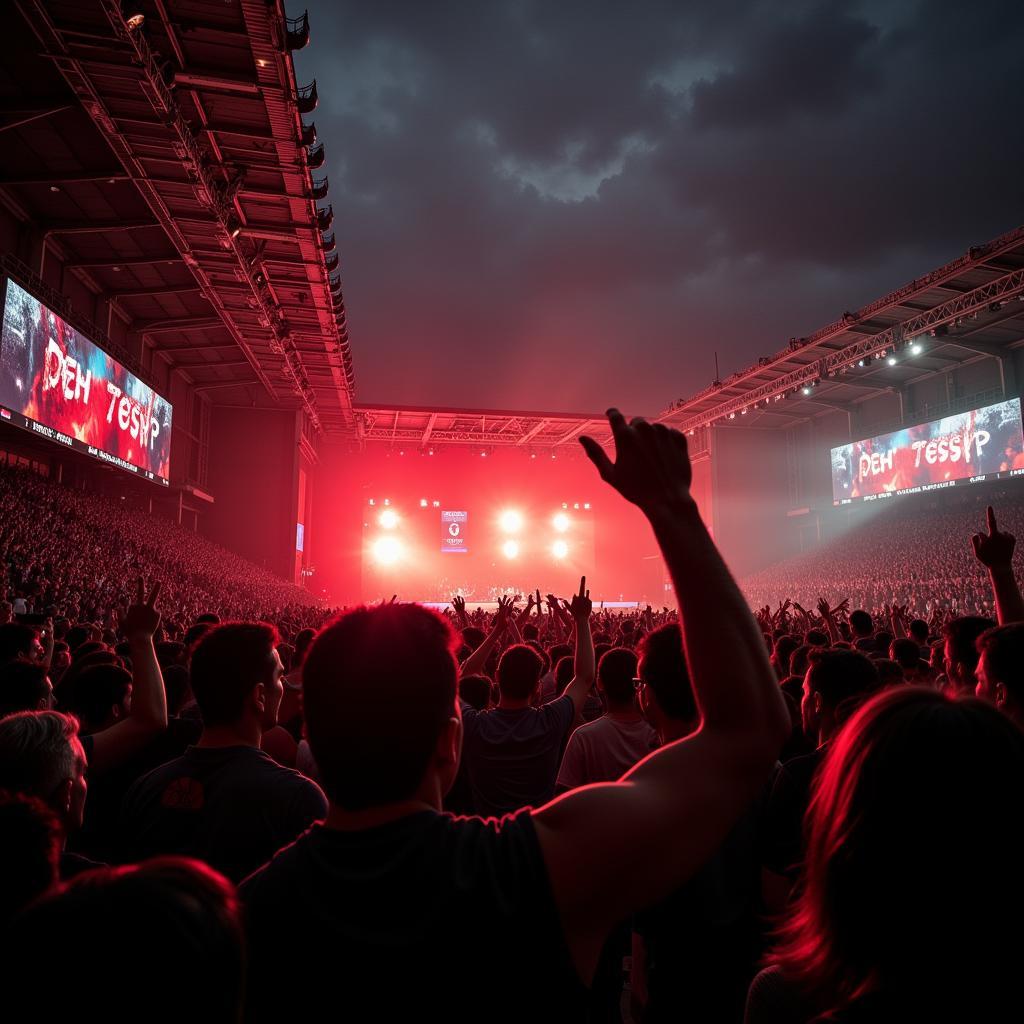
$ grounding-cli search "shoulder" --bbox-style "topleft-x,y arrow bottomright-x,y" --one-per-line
745,965 -> 811,1024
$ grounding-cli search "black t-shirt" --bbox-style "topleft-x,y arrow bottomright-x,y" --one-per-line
634,795 -> 768,1023
762,747 -> 827,878
239,809 -> 587,1023
118,744 -> 327,882
461,695 -> 575,816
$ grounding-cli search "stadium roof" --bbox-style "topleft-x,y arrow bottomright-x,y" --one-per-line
656,223 -> 1024,434
1,0 -> 353,434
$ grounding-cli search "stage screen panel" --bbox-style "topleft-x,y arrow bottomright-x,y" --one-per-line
831,397 -> 1024,505
0,279 -> 172,485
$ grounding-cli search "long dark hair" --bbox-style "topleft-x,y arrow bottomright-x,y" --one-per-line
772,686 -> 1024,1018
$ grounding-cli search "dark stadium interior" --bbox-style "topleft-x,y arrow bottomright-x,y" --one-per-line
1,3 -> 1024,1022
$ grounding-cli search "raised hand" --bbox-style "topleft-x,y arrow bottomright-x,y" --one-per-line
568,576 -> 592,621
580,409 -> 692,518
972,506 -> 1016,570
495,594 -> 517,626
120,577 -> 162,640
451,595 -> 466,615
816,597 -> 832,619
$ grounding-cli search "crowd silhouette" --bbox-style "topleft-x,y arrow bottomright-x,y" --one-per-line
1,409 -> 1022,1023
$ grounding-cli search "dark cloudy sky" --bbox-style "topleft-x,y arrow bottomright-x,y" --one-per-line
295,0 -> 1024,415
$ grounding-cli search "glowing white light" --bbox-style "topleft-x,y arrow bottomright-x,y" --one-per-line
372,537 -> 402,565
499,510 -> 523,533
887,356 -> 897,366
419,499 -> 428,508
552,512 -> 570,532
911,343 -> 923,355
502,540 -> 520,559
552,539 -> 569,559
378,509 -> 399,529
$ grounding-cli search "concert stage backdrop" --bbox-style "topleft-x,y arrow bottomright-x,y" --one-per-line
0,279 -> 172,485
831,397 -> 1024,505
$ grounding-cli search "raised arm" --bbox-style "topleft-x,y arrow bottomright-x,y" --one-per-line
972,506 -> 1024,625
559,577 -> 595,718
459,596 -> 514,678
532,410 -> 790,983
88,579 -> 169,776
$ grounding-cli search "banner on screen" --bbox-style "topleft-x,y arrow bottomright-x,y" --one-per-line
0,279 -> 172,484
441,510 -> 468,553
831,398 -> 1024,505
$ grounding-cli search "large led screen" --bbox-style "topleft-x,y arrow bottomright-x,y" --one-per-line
831,397 -> 1024,505
0,279 -> 172,484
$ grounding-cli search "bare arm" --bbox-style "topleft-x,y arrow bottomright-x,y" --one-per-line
88,580 -> 169,776
972,506 -> 1024,625
459,596 -> 513,677
559,578 -> 595,718
532,410 -> 790,983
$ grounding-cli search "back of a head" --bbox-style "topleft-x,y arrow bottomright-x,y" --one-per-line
598,646 -> 639,707
977,623 -> 1024,706
0,623 -> 37,664
0,659 -> 51,718
7,857 -> 244,1022
890,638 -> 921,671
458,673 -> 492,712
789,643 -> 812,678
638,623 -> 696,722
61,663 -> 132,729
303,604 -> 458,811
944,616 -> 996,679
189,622 -> 279,727
779,687 -> 1024,1015
293,627 -> 316,668
806,648 -> 880,712
522,622 -> 539,642
0,790 -> 61,922
849,609 -> 873,638
0,710 -> 79,802
908,618 -> 929,644
553,654 -> 574,691
497,644 -> 545,701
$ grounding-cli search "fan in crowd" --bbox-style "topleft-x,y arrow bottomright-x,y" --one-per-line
0,410 -> 1022,1023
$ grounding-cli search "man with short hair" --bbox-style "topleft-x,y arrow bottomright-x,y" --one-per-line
849,609 -> 875,651
976,623 -> 1024,728
555,647 -> 655,794
460,583 -> 596,816
119,621 -> 326,882
942,615 -> 995,695
240,409 -> 790,1023
0,710 -> 95,878
763,648 -> 881,887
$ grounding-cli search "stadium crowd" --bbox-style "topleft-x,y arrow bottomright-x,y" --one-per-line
0,411 -> 1022,1023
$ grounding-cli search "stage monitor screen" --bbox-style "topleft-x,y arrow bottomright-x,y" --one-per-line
831,397 -> 1024,505
0,279 -> 172,485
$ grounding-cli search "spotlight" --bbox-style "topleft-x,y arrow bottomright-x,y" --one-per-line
551,539 -> 569,560
378,509 -> 399,529
372,536 -> 402,565
368,499 -> 375,506
226,214 -> 241,239
911,342 -> 923,355
573,503 -> 580,510
125,12 -> 146,30
729,412 -> 736,419
419,499 -> 428,508
583,502 -> 591,510
502,540 -> 520,559
887,356 -> 897,366
432,500 -> 440,508
428,448 -> 434,456
480,451 -> 487,457
499,510 -> 523,533
802,386 -> 812,396
552,512 -> 570,532
383,498 -> 391,506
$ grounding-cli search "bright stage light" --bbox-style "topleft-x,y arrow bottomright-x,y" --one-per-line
372,536 -> 402,565
502,540 -> 520,559
552,539 -> 569,559
378,509 -> 399,529
552,512 -> 570,532
419,498 -> 428,508
499,510 -> 523,533
887,356 -> 897,366
911,342 -> 923,355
